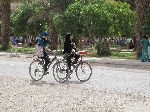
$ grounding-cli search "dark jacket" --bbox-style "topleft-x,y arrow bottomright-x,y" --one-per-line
63,33 -> 74,53
64,40 -> 74,53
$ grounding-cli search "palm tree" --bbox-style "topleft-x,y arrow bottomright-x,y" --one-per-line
135,0 -> 150,58
0,0 -> 11,50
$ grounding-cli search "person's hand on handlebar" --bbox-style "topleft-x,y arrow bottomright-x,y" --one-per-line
45,47 -> 51,52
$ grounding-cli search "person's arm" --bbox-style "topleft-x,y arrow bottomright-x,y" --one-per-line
47,39 -> 51,45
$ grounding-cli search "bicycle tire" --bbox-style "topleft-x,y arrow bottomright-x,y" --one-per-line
29,59 -> 44,81
53,61 -> 68,83
76,61 -> 92,82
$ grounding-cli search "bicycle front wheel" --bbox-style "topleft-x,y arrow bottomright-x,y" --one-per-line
29,59 -> 44,81
76,62 -> 92,82
53,61 -> 68,83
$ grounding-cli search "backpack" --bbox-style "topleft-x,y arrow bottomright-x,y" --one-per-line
35,45 -> 44,57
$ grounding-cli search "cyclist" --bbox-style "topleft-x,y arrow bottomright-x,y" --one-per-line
37,32 -> 51,74
63,33 -> 80,72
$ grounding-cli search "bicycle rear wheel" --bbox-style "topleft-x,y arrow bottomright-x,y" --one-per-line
76,62 -> 92,82
29,59 -> 44,81
53,61 -> 68,83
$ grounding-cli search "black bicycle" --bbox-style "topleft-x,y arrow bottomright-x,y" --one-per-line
29,51 -> 67,82
53,51 -> 92,83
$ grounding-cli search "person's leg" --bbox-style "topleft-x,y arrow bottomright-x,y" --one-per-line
66,55 -> 71,71
43,52 -> 50,72
74,53 -> 80,63
14,45 -> 18,55
11,45 -> 14,54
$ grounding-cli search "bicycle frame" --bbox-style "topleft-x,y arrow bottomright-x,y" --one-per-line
47,56 -> 59,69
33,50 -> 59,70
68,55 -> 84,75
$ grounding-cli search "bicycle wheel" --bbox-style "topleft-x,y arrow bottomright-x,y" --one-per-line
29,59 -> 44,81
76,62 -> 92,82
53,61 -> 68,83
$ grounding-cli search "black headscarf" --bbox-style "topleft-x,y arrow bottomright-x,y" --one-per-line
65,33 -> 72,43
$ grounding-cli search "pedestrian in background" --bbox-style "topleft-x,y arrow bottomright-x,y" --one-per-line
10,33 -> 18,55
140,35 -> 150,62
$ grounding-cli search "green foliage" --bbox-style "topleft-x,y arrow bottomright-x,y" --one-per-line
54,2 -> 83,38
95,43 -> 110,56
53,0 -> 135,56
0,43 -> 11,51
11,3 -> 46,36
108,2 -> 135,37
54,0 -> 135,38
80,2 -> 111,37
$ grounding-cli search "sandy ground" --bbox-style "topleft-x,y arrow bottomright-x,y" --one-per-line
0,75 -> 150,112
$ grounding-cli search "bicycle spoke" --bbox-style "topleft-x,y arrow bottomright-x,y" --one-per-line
76,62 -> 92,82
29,60 -> 44,81
53,61 -> 68,83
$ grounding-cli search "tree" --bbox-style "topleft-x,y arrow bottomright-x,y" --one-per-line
27,0 -> 76,49
54,0 -> 135,56
135,0 -> 150,58
143,7 -> 150,35
0,0 -> 11,50
11,3 -> 46,37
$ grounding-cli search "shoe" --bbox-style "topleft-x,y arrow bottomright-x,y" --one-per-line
72,61 -> 77,64
66,69 -> 73,74
44,71 -> 49,75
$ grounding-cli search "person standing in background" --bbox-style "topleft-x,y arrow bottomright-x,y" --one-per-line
10,33 -> 18,55
140,35 -> 150,62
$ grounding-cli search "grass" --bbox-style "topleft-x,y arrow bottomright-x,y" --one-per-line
109,50 -> 136,59
0,45 -> 136,59
0,46 -> 35,54
17,47 -> 35,54
85,47 -> 136,59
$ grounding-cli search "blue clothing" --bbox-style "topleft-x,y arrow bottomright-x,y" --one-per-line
37,37 -> 48,48
10,36 -> 17,45
37,36 -> 50,72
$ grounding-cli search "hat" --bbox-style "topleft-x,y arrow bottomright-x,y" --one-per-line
41,32 -> 49,36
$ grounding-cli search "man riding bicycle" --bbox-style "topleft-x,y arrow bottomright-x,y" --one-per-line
36,32 -> 51,74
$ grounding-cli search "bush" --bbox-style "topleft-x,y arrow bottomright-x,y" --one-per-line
96,43 -> 110,56
0,43 -> 12,51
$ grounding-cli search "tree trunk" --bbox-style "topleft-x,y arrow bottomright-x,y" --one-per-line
135,0 -> 150,59
0,0 -> 11,50
48,19 -> 58,50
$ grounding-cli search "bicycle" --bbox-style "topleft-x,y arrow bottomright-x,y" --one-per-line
29,50 -> 68,82
53,51 -> 92,83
